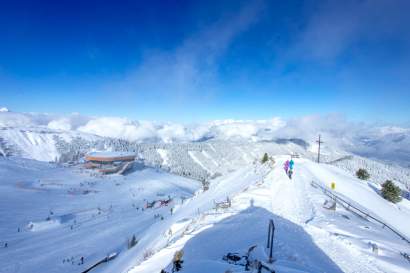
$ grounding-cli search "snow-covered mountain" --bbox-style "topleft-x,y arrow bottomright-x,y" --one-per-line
1,110 -> 410,273
1,110 -> 410,191
0,126 -> 103,161
1,111 -> 410,167
1,155 -> 409,273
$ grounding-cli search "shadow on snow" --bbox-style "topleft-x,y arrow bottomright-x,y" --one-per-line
163,205 -> 343,273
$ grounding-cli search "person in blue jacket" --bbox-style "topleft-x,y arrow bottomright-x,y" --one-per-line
289,159 -> 294,170
288,159 -> 295,179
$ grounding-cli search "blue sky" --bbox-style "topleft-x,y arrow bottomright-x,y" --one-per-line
1,0 -> 409,123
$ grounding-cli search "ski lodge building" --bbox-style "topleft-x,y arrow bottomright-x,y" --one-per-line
84,151 -> 136,174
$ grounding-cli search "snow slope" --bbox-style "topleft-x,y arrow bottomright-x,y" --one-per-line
129,157 -> 410,273
302,161 -> 410,239
0,127 -> 102,161
328,155 -> 410,189
1,136 -> 410,272
0,157 -> 201,273
103,161 -> 273,273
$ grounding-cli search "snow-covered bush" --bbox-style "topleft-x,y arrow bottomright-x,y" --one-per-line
356,168 -> 370,180
381,180 -> 402,203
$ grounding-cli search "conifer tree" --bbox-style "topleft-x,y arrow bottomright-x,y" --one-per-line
261,153 -> 269,164
356,168 -> 370,180
381,180 -> 402,203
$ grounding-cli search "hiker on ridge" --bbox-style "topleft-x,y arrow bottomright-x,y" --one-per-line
289,159 -> 294,171
288,158 -> 295,179
284,160 -> 290,174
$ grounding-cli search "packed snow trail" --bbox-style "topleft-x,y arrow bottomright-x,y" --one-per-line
270,158 -> 386,273
274,158 -> 409,273
129,159 -> 344,273
268,160 -> 315,224
128,157 -> 410,273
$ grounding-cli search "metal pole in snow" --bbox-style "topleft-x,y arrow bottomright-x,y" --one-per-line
316,134 -> 323,163
267,219 -> 275,263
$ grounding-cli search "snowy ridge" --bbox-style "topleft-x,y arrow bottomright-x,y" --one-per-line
1,154 -> 409,272
2,122 -> 410,191
127,158 -> 410,273
112,162 -> 273,273
1,110 -> 410,166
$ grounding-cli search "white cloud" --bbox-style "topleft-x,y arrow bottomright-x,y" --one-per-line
101,1 -> 266,106
77,117 -> 157,141
294,0 -> 410,62
47,118 -> 72,131
0,112 -> 34,127
206,118 -> 285,140
1,110 -> 409,165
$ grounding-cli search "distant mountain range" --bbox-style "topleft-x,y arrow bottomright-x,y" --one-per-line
0,110 -> 409,167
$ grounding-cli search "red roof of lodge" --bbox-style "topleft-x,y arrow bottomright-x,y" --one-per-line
85,151 -> 136,162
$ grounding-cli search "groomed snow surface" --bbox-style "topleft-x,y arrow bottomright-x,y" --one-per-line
0,157 -> 200,273
0,156 -> 409,273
